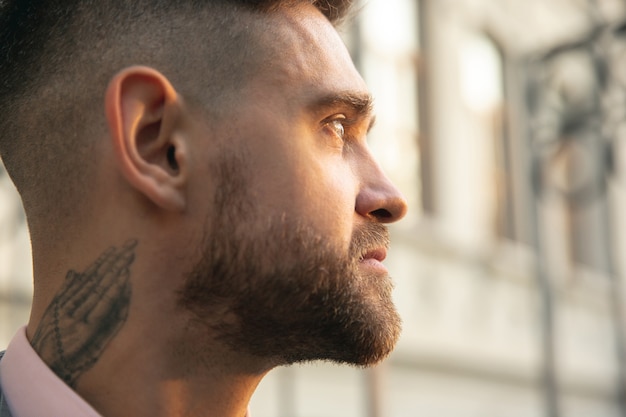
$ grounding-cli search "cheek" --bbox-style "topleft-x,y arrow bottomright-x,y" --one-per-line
315,163 -> 355,213
250,153 -> 356,241
296,158 -> 357,245
240,124 -> 357,240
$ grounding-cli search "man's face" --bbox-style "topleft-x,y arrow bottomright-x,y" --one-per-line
180,4 -> 407,367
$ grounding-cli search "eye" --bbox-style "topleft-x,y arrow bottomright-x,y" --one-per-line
329,119 -> 345,139
324,115 -> 348,147
321,115 -> 350,149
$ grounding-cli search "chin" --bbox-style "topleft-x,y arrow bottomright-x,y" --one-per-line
224,268 -> 402,367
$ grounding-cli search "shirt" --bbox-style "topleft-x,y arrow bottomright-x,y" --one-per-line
0,326 -> 102,417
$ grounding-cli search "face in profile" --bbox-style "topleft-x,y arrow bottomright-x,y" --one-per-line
179,3 -> 407,367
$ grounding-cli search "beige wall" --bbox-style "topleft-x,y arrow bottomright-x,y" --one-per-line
0,164 -> 31,345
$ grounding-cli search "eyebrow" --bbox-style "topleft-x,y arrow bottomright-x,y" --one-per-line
309,91 -> 377,132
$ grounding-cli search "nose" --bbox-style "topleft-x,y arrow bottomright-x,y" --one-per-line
355,161 -> 408,224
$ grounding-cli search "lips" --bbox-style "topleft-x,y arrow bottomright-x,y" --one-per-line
360,248 -> 387,262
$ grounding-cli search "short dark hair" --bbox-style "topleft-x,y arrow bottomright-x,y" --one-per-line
0,0 -> 354,238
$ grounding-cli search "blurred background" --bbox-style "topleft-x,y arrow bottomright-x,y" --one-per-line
3,0 -> 626,416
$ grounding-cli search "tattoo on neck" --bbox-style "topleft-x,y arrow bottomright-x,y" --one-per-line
31,240 -> 138,388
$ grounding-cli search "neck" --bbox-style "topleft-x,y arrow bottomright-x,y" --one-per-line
74,305 -> 270,417
76,328 -> 267,417
26,235 -> 271,417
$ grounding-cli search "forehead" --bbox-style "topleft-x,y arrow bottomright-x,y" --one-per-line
251,4 -> 368,104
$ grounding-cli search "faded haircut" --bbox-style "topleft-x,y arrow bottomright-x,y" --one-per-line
0,0 -> 354,238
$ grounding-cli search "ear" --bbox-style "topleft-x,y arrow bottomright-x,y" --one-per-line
105,66 -> 188,212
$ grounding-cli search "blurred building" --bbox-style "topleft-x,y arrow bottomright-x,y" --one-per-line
2,0 -> 626,416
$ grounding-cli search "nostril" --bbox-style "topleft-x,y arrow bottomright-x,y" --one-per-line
370,208 -> 392,220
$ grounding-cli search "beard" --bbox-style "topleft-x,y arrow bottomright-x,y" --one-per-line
178,153 -> 401,367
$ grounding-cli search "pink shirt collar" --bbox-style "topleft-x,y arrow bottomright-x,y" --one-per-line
0,326 -> 102,417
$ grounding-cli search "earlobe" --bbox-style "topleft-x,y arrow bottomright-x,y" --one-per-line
105,66 -> 188,212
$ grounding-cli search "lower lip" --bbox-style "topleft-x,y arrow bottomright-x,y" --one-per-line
359,258 -> 388,274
